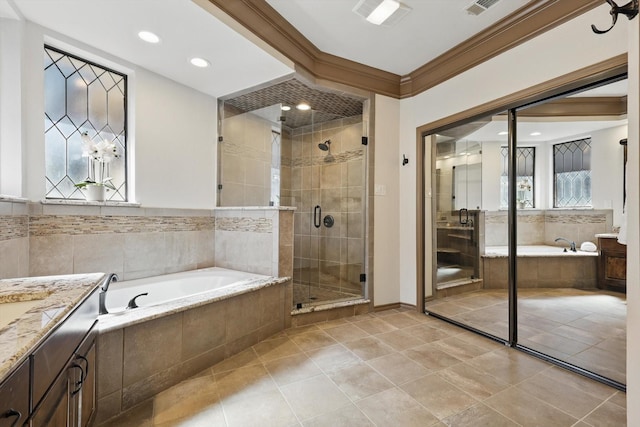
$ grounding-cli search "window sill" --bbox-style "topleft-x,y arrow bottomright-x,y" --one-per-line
41,199 -> 141,208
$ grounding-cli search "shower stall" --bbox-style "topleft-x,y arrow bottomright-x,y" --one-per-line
218,78 -> 369,310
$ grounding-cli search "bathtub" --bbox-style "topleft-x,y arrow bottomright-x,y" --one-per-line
96,267 -> 291,422
98,267 -> 288,331
482,245 -> 598,289
485,244 -> 599,257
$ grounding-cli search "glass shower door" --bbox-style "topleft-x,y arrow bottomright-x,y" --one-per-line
293,110 -> 367,309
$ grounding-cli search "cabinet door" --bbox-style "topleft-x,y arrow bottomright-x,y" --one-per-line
0,360 -> 29,427
75,337 -> 96,427
29,365 -> 72,427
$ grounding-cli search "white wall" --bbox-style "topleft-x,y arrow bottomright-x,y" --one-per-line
17,21 -> 217,208
0,18 -> 23,196
397,4 -> 627,308
626,13 -> 639,426
373,94 -> 401,306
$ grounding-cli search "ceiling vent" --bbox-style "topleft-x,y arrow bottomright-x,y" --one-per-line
465,0 -> 501,16
353,0 -> 412,26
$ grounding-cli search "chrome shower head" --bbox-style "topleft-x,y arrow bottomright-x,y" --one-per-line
318,140 -> 331,151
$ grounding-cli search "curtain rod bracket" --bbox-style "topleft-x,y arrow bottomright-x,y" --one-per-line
591,0 -> 638,34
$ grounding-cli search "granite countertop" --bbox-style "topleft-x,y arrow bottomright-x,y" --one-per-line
0,273 -> 105,382
595,233 -> 619,239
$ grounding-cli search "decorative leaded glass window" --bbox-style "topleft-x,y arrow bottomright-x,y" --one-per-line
44,46 -> 127,200
553,138 -> 591,208
500,146 -> 535,208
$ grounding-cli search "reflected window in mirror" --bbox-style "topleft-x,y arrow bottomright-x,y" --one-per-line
553,138 -> 592,208
500,146 -> 535,209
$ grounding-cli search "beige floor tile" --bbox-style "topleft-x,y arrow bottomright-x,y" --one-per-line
582,400 -> 627,427
379,312 -> 423,329
401,374 -> 479,420
374,328 -> 426,351
430,336 -> 491,361
264,353 -> 323,386
212,347 -> 261,374
467,348 -> 550,385
323,323 -> 370,343
290,330 -> 338,351
437,362 -> 508,400
367,352 -> 431,385
327,362 -> 394,400
609,391 -> 627,409
356,387 -> 440,427
252,336 -> 303,362
351,317 -> 398,335
302,403 -> 374,427
280,375 -> 352,421
286,324 -> 321,337
516,372 -> 605,419
215,364 -> 278,400
484,387 -> 578,426
403,323 -> 451,343
305,344 -> 362,374
222,389 -> 298,427
441,403 -> 519,427
155,404 -> 226,427
403,343 -> 463,371
539,366 -> 617,401
342,336 -> 395,360
152,375 -> 219,425
99,399 -> 154,427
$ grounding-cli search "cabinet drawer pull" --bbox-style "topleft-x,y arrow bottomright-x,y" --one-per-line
2,409 -> 22,427
70,364 -> 85,395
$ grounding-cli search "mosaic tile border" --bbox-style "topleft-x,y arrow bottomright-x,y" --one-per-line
29,215 -> 215,237
289,149 -> 364,168
0,216 -> 28,241
215,217 -> 272,233
485,211 -> 608,225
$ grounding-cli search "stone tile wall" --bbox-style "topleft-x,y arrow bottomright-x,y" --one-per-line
213,207 -> 294,278
0,200 -> 30,279
484,209 -> 613,246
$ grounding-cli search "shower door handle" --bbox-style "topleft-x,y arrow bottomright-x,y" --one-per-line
459,208 -> 469,225
314,205 -> 322,228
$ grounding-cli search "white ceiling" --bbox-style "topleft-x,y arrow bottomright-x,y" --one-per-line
4,0 -> 534,99
265,0 -> 531,75
5,0 -> 294,98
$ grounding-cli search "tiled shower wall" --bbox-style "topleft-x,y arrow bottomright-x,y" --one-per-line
285,115 -> 365,296
219,107 -> 279,207
484,209 -> 613,246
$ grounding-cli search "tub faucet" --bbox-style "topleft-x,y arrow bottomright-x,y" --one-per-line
554,237 -> 576,252
99,273 -> 119,315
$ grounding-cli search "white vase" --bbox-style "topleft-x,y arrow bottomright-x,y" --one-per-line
85,184 -> 106,202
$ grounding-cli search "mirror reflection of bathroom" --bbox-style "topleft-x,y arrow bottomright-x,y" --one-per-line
425,77 -> 628,386
218,77 -> 369,311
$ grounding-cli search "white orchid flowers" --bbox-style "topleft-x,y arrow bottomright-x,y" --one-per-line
76,131 -> 120,190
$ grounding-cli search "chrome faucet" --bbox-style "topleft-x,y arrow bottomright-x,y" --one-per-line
554,237 -> 576,252
98,273 -> 119,315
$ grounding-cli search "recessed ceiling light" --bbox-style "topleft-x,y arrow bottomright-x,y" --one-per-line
366,0 -> 400,25
296,103 -> 311,111
190,57 -> 210,68
530,132 -> 542,136
281,105 -> 291,111
498,131 -> 508,136
138,31 -> 160,44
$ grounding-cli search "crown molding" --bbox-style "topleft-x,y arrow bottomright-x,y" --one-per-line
519,96 -> 627,117
205,0 -> 604,98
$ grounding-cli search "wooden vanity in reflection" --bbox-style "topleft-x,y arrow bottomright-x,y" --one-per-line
596,234 -> 627,293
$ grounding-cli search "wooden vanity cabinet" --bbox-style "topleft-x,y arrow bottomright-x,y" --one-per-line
30,327 -> 97,427
0,360 -> 29,427
597,236 -> 627,292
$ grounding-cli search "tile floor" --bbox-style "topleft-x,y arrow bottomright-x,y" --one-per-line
98,308 -> 626,427
293,283 -> 361,309
426,288 -> 627,384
